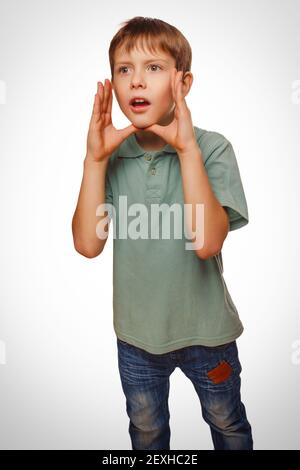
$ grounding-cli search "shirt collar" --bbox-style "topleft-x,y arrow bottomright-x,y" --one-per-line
118,126 -> 205,158
117,126 -> 203,158
118,132 -> 178,158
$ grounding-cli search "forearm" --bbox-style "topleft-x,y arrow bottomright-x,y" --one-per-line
72,156 -> 110,257
178,144 -> 229,259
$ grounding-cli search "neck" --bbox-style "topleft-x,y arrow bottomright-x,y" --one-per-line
135,106 -> 175,151
135,130 -> 166,151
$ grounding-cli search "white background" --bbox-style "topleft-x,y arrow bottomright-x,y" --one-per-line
0,0 -> 300,450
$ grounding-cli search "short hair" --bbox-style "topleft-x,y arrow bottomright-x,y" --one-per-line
109,16 -> 192,81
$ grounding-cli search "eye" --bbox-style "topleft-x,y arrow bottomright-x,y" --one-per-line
148,64 -> 162,71
118,66 -> 129,74
117,64 -> 162,74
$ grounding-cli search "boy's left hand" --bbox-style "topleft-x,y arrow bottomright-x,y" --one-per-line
142,69 -> 197,154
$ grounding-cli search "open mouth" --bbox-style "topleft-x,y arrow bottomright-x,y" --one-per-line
129,98 -> 151,112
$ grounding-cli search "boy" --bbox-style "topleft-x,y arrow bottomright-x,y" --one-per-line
72,16 -> 253,450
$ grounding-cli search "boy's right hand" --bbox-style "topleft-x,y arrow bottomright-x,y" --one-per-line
86,79 -> 139,163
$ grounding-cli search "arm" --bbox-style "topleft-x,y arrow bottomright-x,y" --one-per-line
178,144 -> 229,260
140,69 -> 229,260
72,157 -> 110,258
71,79 -> 138,258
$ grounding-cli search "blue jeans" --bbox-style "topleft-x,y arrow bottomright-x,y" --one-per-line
117,338 -> 253,450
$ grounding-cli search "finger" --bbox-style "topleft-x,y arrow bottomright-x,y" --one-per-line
107,80 -> 113,116
102,79 -> 109,114
172,69 -> 182,106
175,71 -> 185,105
91,92 -> 100,123
104,80 -> 113,127
171,68 -> 177,102
97,82 -> 103,115
176,71 -> 183,97
117,123 -> 139,142
142,123 -> 167,141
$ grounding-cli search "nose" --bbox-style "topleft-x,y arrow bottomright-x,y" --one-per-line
130,70 -> 146,89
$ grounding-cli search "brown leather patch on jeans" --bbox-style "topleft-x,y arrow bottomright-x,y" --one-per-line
207,360 -> 233,384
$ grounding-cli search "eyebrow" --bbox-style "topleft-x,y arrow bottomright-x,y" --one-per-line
114,58 -> 169,66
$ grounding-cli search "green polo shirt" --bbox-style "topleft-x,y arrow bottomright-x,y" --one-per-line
104,125 -> 249,354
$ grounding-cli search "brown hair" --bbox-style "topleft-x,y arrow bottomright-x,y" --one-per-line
109,16 -> 192,81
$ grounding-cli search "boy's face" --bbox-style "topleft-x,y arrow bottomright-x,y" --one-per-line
111,44 -> 183,129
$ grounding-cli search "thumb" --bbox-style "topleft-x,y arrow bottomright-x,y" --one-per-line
142,123 -> 165,140
117,123 -> 139,141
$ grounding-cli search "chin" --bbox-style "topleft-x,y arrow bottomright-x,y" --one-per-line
135,125 -> 151,130
131,117 -> 157,129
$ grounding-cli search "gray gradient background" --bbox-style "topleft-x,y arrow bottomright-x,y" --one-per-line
0,0 -> 300,450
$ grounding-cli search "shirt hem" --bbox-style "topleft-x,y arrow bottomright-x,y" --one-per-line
114,325 -> 244,355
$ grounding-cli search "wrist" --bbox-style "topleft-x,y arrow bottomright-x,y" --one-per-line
177,142 -> 202,160
84,154 -> 110,168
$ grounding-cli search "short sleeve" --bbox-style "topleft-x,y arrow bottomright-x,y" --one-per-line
203,137 -> 249,231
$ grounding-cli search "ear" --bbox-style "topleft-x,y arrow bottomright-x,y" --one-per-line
182,72 -> 193,97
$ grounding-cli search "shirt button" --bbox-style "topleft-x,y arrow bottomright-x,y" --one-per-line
145,155 -> 152,161
151,167 -> 156,175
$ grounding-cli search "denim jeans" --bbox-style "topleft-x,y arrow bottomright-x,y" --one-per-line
117,337 -> 253,450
